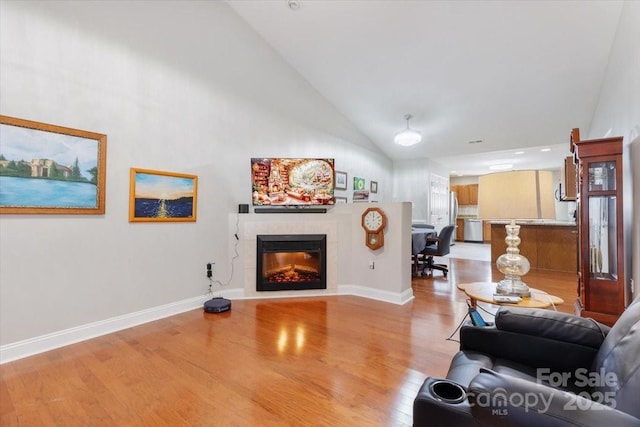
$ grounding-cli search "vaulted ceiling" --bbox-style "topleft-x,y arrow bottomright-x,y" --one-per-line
227,0 -> 624,176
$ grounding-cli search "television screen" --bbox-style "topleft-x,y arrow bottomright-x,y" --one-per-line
251,158 -> 335,206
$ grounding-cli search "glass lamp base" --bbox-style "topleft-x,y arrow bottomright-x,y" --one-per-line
496,220 -> 532,298
496,279 -> 531,297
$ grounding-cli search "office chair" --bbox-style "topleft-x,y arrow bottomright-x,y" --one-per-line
418,225 -> 455,277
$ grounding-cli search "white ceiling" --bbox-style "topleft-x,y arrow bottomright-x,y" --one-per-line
227,0 -> 624,177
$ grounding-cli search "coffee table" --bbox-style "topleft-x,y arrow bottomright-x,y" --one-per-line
458,282 -> 564,309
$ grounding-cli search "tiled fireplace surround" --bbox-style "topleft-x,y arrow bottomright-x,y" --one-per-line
232,202 -> 414,305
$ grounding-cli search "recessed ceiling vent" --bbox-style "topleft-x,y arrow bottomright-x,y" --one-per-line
468,140 -> 483,144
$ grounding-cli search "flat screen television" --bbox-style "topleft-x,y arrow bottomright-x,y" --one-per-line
251,158 -> 335,206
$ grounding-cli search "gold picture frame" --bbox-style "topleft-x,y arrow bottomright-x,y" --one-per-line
0,115 -> 107,214
129,168 -> 198,222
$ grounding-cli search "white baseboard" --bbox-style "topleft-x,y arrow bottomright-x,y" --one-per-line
0,287 -> 412,364
337,284 -> 414,305
0,295 -> 207,365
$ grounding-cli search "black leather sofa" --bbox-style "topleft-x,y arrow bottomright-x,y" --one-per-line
414,296 -> 640,426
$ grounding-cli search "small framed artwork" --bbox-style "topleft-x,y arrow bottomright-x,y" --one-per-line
370,181 -> 378,194
353,190 -> 370,202
335,170 -> 348,190
0,115 -> 107,214
353,176 -> 365,191
129,168 -> 198,222
335,196 -> 348,204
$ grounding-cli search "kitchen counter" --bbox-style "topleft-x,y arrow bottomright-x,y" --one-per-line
490,222 -> 578,272
488,220 -> 576,227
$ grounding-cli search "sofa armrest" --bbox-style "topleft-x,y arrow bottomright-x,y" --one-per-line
459,325 -> 598,373
495,307 -> 610,349
468,369 -> 640,427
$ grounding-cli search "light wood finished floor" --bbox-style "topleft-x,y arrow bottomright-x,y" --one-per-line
0,258 -> 577,426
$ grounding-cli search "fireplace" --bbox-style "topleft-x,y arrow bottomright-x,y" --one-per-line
256,234 -> 327,291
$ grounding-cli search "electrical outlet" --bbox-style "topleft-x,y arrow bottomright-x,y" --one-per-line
206,263 -> 213,278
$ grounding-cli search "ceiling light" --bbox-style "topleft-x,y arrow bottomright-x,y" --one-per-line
540,148 -> 551,152
394,114 -> 422,146
489,164 -> 513,171
515,151 -> 525,155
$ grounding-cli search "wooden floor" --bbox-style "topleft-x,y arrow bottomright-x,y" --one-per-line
0,258 -> 577,426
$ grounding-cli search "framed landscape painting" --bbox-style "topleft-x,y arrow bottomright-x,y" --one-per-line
129,168 -> 198,222
0,115 -> 107,214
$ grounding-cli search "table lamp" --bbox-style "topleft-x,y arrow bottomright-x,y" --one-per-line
477,170 -> 556,297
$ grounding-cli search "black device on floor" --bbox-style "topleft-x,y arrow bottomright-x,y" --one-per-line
466,300 -> 488,327
204,297 -> 231,313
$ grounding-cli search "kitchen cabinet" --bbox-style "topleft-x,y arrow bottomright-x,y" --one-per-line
456,218 -> 465,241
573,130 -> 625,326
456,185 -> 470,205
558,156 -> 577,201
468,184 -> 478,204
452,184 -> 478,205
483,221 -> 491,243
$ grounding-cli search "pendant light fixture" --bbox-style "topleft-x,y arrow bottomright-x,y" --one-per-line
394,114 -> 422,146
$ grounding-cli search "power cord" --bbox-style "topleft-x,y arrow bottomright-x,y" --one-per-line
531,290 -> 558,311
446,311 -> 468,343
205,212 -> 241,297
477,303 -> 498,317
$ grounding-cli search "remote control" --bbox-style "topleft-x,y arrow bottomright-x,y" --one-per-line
493,295 -> 522,303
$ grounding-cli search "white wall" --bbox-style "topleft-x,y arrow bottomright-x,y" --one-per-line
392,158 -> 449,223
588,0 -> 640,301
0,1 -> 394,348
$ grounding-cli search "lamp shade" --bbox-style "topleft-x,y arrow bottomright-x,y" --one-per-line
477,170 -> 556,220
394,129 -> 422,146
394,114 -> 422,146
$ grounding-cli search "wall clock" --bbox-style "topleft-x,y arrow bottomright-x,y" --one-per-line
361,207 -> 387,250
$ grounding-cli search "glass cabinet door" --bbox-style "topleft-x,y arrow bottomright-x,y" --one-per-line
588,161 -> 616,191
588,195 -> 617,280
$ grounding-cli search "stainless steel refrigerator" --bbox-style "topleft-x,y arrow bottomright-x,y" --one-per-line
449,191 -> 458,246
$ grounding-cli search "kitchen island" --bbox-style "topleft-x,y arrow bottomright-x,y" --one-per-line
489,221 -> 578,273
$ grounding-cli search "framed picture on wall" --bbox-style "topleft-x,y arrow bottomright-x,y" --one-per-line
335,170 -> 347,190
353,190 -> 370,202
370,181 -> 378,194
335,196 -> 348,204
129,168 -> 198,222
0,115 -> 107,214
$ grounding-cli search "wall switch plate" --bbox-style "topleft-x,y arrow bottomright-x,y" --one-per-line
369,260 -> 375,270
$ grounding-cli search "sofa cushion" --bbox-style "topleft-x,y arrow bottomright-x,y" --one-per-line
495,306 -> 609,349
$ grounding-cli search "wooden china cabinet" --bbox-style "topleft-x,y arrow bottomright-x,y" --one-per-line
571,128 -> 625,326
